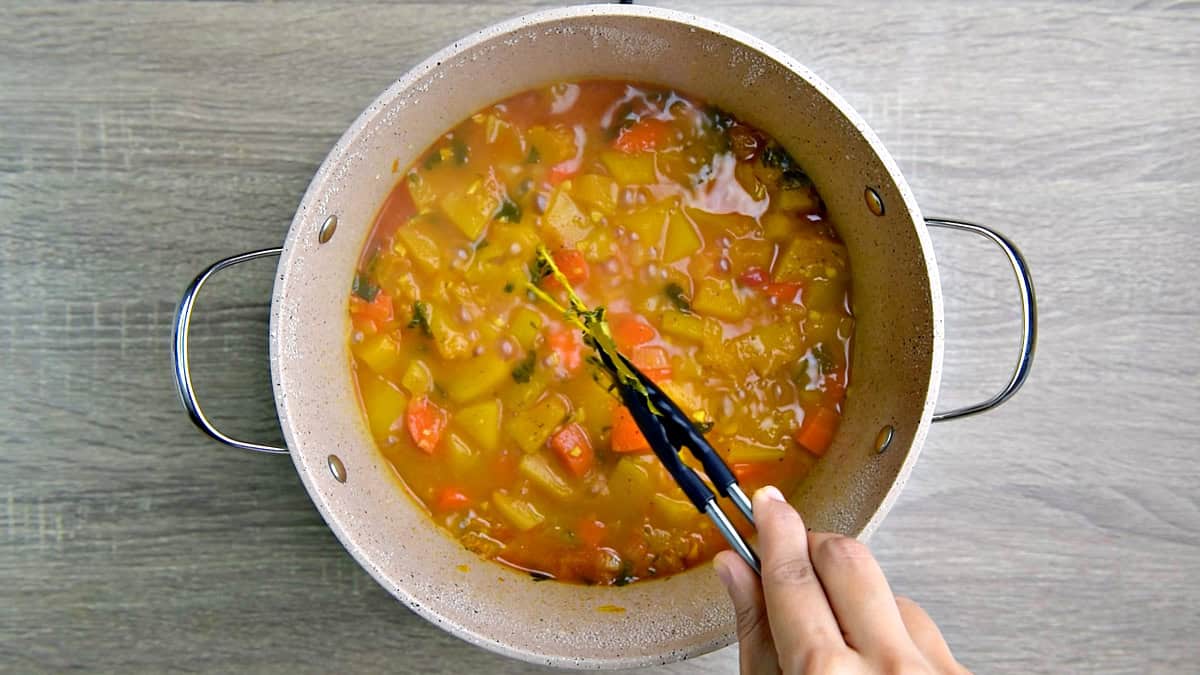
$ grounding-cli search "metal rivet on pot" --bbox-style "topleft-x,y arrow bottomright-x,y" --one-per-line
328,454 -> 347,482
865,188 -> 885,217
874,425 -> 894,453
318,215 -> 338,244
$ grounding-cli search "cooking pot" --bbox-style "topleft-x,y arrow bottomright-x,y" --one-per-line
170,4 -> 1036,669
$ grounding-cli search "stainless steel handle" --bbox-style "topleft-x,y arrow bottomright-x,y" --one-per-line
171,248 -> 288,454
926,218 -> 1037,422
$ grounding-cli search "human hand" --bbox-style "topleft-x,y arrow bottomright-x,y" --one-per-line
714,486 -> 969,674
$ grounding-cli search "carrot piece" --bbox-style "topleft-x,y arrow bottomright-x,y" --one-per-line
739,267 -> 768,287
549,249 -> 589,285
434,486 -> 471,512
613,118 -> 672,153
350,291 -> 394,324
550,423 -> 595,477
546,328 -> 583,374
611,405 -> 651,453
795,407 -> 840,456
406,395 -> 448,454
631,345 -> 671,382
731,462 -> 776,484
612,314 -> 656,350
763,282 -> 803,305
576,517 -> 607,548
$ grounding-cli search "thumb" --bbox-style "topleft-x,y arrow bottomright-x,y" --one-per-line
715,550 -> 780,675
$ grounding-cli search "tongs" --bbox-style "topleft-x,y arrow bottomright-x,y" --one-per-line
593,346 -> 762,575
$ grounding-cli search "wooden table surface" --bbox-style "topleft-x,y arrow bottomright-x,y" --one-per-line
2,1 -> 1197,672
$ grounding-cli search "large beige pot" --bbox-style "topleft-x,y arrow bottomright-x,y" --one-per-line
172,4 -> 1036,669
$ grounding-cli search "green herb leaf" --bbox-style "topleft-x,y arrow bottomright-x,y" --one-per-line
529,254 -> 552,284
694,419 -> 715,434
664,282 -> 691,313
408,301 -> 432,337
474,238 -> 490,251
762,142 -> 799,172
511,350 -> 537,383
495,197 -> 521,223
780,168 -> 812,191
525,146 -> 541,164
352,273 -> 379,302
503,282 -> 515,294
605,102 -> 637,139
451,138 -> 469,165
704,105 -> 735,132
812,343 -> 834,375
422,152 -> 442,171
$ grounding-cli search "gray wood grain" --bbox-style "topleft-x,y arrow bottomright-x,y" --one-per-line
2,1 -> 1197,673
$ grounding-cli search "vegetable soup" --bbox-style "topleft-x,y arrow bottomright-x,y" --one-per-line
347,80 -> 853,585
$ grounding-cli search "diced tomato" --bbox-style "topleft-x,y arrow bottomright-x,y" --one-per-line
406,395 -> 448,453
434,486 -> 472,512
631,345 -> 672,382
550,423 -> 595,477
493,449 -> 519,484
763,282 -> 804,305
549,249 -> 589,286
823,372 -> 847,408
350,290 -> 394,324
547,328 -> 583,374
795,407 -> 840,456
612,314 -> 656,351
739,267 -> 768,287
613,118 -> 672,153
611,405 -> 651,453
576,517 -> 607,548
549,161 -> 580,184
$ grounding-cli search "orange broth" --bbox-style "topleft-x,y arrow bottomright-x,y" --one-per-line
347,80 -> 853,585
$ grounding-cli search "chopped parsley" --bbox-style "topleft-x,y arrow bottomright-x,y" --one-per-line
511,350 -> 537,383
780,168 -> 812,190
525,146 -> 541,164
408,301 -> 432,337
605,102 -> 637,139
451,138 -> 469,165
704,105 -> 735,133
812,343 -> 834,374
422,151 -> 442,171
351,273 -> 379,302
664,282 -> 691,313
495,197 -> 521,223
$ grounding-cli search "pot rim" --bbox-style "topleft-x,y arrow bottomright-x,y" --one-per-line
269,3 -> 941,668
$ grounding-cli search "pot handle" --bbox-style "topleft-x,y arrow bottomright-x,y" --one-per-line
925,218 -> 1037,422
171,248 -> 289,454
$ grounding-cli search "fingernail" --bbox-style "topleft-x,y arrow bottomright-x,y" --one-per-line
714,557 -> 734,590
757,485 -> 785,503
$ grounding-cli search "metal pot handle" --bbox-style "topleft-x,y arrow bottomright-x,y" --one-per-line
171,248 -> 288,454
925,218 -> 1037,422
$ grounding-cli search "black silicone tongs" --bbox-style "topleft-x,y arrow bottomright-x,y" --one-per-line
593,346 -> 762,575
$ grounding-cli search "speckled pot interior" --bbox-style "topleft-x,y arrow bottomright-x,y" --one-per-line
268,4 -> 943,669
